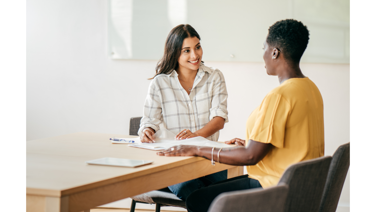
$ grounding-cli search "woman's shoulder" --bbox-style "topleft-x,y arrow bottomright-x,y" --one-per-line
201,63 -> 222,74
200,64 -> 225,82
150,72 -> 172,83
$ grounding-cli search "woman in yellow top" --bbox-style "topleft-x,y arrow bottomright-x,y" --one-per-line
157,19 -> 324,212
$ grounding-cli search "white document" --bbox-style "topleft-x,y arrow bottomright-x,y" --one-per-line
128,128 -> 232,151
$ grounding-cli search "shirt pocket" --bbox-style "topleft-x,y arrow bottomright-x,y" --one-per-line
195,93 -> 211,121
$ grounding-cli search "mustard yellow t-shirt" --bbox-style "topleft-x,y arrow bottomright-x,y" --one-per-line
246,77 -> 324,188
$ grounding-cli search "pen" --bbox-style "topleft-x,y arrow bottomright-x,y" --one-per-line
110,138 -> 136,143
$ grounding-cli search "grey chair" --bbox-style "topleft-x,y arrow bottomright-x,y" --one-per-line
279,156 -> 332,212
128,117 -> 186,212
208,184 -> 289,212
208,156 -> 331,212
129,117 -> 142,136
319,142 -> 350,212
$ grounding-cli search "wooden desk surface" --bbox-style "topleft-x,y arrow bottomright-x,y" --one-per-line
27,132 -> 242,212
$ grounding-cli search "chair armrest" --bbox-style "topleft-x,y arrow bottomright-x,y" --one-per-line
208,184 -> 289,212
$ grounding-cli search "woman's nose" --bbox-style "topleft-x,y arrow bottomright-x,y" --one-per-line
190,51 -> 197,59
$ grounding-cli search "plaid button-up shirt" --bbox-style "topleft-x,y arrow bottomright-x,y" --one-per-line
138,64 -> 229,141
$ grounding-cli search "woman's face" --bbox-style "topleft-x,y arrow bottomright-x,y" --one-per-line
177,36 -> 203,72
263,40 -> 275,75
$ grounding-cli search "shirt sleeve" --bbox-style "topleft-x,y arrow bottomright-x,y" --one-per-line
249,92 -> 290,148
209,70 -> 229,123
138,79 -> 163,136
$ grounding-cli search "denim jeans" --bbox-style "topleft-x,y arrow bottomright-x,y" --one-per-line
168,170 -> 228,201
186,176 -> 262,212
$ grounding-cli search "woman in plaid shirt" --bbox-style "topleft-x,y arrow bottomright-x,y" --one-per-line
138,24 -> 229,201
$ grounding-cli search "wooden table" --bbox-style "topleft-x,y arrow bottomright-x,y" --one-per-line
27,132 -> 243,212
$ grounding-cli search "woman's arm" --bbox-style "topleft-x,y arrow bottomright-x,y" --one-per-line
176,70 -> 228,140
175,116 -> 225,139
157,139 -> 272,166
139,80 -> 163,143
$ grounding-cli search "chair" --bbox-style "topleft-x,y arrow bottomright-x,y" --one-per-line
128,117 -> 186,212
129,117 -> 142,136
208,156 -> 331,212
319,142 -> 350,212
278,156 -> 332,212
208,184 -> 289,212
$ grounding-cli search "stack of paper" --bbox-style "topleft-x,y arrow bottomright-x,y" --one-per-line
128,136 -> 231,151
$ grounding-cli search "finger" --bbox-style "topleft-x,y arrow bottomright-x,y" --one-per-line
225,140 -> 233,144
145,131 -> 155,143
141,134 -> 152,143
156,152 -> 165,156
178,132 -> 191,140
225,138 -> 236,144
183,130 -> 193,139
175,129 -> 187,139
169,150 -> 180,156
142,135 -> 152,143
175,130 -> 184,139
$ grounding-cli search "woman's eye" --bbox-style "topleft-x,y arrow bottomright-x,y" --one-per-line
184,50 -> 189,53
196,45 -> 201,49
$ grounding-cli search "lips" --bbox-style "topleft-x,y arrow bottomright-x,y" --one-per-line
189,59 -> 200,65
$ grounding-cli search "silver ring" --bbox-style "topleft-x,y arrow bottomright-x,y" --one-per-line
184,130 -> 187,134
171,147 -> 174,151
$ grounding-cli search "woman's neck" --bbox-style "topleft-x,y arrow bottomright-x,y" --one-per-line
277,62 -> 305,84
177,67 -> 198,81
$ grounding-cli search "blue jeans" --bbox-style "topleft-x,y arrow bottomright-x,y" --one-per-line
168,170 -> 228,201
186,176 -> 262,212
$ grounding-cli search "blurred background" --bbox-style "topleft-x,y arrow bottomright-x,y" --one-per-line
27,0 -> 350,211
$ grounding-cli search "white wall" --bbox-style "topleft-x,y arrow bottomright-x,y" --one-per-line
27,0 -> 350,211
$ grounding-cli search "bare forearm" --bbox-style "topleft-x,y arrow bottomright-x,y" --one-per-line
194,117 -> 225,138
196,146 -> 258,166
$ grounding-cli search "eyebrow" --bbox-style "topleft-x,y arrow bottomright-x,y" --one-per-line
182,42 -> 201,50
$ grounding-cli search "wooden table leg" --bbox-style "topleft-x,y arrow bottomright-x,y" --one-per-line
27,195 -> 68,212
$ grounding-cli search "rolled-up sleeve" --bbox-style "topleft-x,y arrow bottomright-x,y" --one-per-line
209,70 -> 229,123
138,80 -> 163,136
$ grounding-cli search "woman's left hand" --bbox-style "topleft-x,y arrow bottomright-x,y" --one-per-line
175,129 -> 198,140
157,145 -> 198,157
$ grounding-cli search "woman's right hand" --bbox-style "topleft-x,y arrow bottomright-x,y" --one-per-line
140,128 -> 156,143
225,138 -> 246,146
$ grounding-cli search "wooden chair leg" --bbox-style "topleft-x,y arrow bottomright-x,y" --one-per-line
130,200 -> 137,212
155,203 -> 161,212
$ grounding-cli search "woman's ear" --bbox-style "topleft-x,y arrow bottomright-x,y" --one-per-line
272,48 -> 280,59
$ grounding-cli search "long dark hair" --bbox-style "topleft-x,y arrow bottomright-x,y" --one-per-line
151,24 -> 201,79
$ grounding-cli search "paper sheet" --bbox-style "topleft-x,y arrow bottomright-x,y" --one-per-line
128,128 -> 232,151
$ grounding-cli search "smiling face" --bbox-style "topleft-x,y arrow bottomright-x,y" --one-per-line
177,36 -> 203,72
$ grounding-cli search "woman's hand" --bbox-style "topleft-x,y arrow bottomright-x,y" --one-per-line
140,128 -> 156,143
225,138 -> 246,146
175,129 -> 199,140
157,145 -> 198,156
